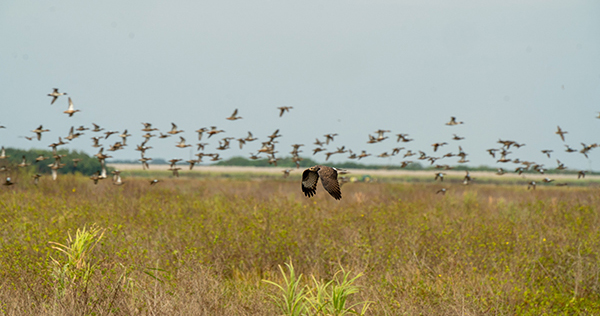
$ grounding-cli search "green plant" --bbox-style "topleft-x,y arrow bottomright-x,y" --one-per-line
49,224 -> 106,296
263,261 -> 372,316
306,267 -> 372,316
263,261 -> 308,316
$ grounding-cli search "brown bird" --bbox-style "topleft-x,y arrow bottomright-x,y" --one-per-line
278,106 -> 293,117
431,142 -> 448,152
555,126 -> 568,142
91,123 -> 104,132
141,122 -> 158,132
195,127 -> 208,140
167,123 -> 184,135
175,137 -> 192,148
226,108 -> 242,120
32,125 -> 50,141
541,149 -> 553,158
445,116 -> 464,126
63,97 -> 80,117
324,133 -> 338,145
207,126 -> 225,138
301,165 -> 342,200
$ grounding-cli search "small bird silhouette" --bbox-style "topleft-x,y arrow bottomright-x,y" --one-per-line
278,106 -> 293,117
445,116 -> 464,126
48,88 -> 67,105
555,126 -> 568,142
226,109 -> 242,120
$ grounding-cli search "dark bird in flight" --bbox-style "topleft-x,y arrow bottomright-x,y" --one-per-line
541,149 -> 553,158
431,142 -> 447,152
301,165 -> 342,200
324,133 -> 338,145
278,106 -> 293,117
555,126 -> 567,142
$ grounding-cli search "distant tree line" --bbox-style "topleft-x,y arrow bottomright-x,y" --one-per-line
1,147 -> 102,176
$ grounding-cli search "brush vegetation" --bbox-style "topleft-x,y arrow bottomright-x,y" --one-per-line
1,175 -> 600,315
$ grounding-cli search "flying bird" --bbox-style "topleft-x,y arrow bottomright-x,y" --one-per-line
324,134 -> 338,145
141,122 -> 158,132
48,88 -> 67,105
226,109 -> 242,120
92,123 -> 104,132
32,125 -> 50,141
175,137 -> 192,148
301,165 -> 342,200
555,126 -> 567,142
445,116 -> 464,126
32,174 -> 41,185
64,97 -> 80,117
278,106 -> 293,117
431,142 -> 448,152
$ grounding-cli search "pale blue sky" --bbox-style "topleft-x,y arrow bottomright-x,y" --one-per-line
1,1 -> 599,170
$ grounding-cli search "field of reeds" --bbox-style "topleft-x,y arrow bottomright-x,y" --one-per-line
1,174 -> 600,315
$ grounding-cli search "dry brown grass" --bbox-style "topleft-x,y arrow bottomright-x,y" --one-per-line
1,175 -> 600,315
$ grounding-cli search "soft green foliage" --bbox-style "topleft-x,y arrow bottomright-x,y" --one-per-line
263,261 -> 371,316
305,267 -> 371,315
49,224 -> 105,296
263,261 -> 308,316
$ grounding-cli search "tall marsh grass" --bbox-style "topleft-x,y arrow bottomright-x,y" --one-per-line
0,175 -> 599,314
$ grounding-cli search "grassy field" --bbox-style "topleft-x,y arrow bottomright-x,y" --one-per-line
1,174 -> 600,315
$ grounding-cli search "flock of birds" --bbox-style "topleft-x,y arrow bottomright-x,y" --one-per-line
0,88 -> 597,200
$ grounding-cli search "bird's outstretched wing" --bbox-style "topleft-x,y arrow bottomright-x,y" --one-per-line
301,168 -> 319,198
318,166 -> 341,200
